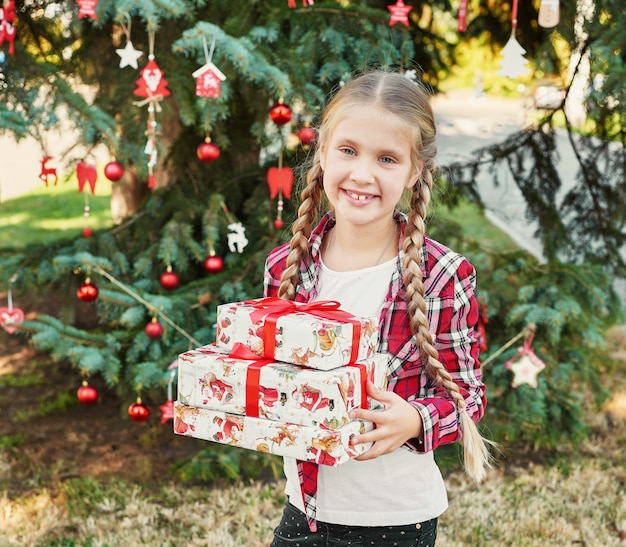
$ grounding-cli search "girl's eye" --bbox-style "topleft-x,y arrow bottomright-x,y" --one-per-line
339,147 -> 355,156
380,156 -> 395,164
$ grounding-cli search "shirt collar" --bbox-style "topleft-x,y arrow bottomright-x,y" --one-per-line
309,210 -> 428,281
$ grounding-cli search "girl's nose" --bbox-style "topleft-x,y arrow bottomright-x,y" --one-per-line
349,157 -> 375,184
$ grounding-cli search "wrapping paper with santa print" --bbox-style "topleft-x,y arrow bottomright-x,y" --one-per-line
177,344 -> 388,430
215,298 -> 379,371
173,401 -> 373,466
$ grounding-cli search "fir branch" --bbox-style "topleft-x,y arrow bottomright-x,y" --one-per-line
91,264 -> 201,347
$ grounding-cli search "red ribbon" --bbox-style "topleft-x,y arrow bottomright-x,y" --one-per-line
229,342 -> 274,417
244,298 -> 362,364
347,363 -> 368,410
229,341 -> 369,417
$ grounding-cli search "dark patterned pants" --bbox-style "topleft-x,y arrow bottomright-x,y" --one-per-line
271,502 -> 438,546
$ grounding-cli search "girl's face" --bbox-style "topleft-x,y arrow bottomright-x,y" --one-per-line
320,104 -> 420,231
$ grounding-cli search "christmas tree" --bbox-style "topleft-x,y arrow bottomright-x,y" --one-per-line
0,0 -> 623,472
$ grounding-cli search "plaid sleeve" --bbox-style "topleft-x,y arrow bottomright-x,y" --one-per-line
263,243 -> 290,298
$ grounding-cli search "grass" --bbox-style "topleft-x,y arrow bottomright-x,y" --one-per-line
0,181 -> 113,249
0,417 -> 624,546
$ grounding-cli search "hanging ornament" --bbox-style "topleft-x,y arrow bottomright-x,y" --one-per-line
197,138 -> 220,163
267,152 -> 293,230
0,0 -> 17,55
220,201 -> 248,254
77,278 -> 99,302
538,0 -> 559,28
457,0 -> 469,32
77,380 -> 99,405
145,316 -> 164,339
504,325 -> 546,388
159,364 -> 178,424
104,160 -> 125,181
0,276 -> 24,334
387,0 -> 412,27
476,299 -> 489,353
497,0 -> 531,78
204,253 -> 224,273
134,59 -> 171,99
115,14 -> 143,69
128,397 -> 150,422
38,156 -> 58,187
159,265 -> 179,290
266,166 -> 294,200
82,226 -> 93,238
288,0 -> 314,7
76,161 -> 98,194
131,32 -> 167,190
193,36 -> 226,98
298,124 -> 316,147
76,0 -> 98,21
269,99 -> 292,126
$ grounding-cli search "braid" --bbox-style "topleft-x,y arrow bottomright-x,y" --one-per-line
403,171 -> 494,482
403,171 -> 463,398
277,160 -> 324,300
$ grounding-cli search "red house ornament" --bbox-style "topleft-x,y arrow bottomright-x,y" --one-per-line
192,62 -> 226,98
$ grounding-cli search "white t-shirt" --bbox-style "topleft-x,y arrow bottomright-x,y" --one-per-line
282,256 -> 448,526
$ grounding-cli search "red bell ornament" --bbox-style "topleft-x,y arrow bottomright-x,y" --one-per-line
77,381 -> 99,405
159,266 -> 179,290
145,317 -> 164,339
82,226 -> 93,238
77,280 -> 99,302
274,218 -> 284,229
197,141 -> 220,163
128,398 -> 150,422
104,161 -> 125,182
269,101 -> 292,126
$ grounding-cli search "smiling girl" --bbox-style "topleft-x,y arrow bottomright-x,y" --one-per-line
265,70 -> 493,546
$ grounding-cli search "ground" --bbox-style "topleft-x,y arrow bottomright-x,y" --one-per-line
0,326 -> 202,498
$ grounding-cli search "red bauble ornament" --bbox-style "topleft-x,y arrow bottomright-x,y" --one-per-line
82,226 -> 93,238
128,398 -> 150,422
298,126 -> 316,146
274,218 -> 284,229
197,142 -> 220,163
159,268 -> 179,290
204,255 -> 224,273
77,381 -> 99,405
145,318 -> 164,339
104,161 -> 125,182
269,102 -> 292,125
77,281 -> 99,302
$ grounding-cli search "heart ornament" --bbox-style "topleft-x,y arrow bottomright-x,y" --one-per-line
0,307 -> 25,334
266,167 -> 294,199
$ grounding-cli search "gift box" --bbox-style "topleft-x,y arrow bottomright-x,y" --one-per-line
173,401 -> 373,466
177,343 -> 388,430
215,298 -> 379,371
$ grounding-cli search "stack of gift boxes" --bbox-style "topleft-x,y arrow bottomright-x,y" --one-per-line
173,298 -> 388,467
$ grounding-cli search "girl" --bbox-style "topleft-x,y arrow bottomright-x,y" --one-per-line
264,70 -> 492,546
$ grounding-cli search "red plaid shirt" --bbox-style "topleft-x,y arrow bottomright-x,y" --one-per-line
263,211 -> 486,452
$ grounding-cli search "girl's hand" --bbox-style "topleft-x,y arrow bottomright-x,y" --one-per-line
349,380 -> 423,461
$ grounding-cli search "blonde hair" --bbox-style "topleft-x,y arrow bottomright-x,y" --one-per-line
278,70 -> 493,482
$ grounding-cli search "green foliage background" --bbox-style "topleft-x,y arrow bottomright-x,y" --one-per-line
0,0 -> 624,477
